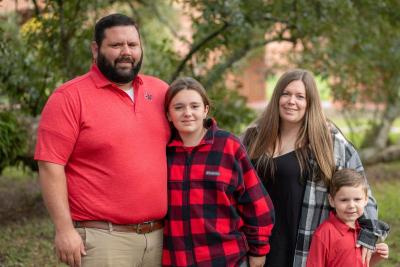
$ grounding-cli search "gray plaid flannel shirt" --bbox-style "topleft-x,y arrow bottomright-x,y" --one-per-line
293,127 -> 379,267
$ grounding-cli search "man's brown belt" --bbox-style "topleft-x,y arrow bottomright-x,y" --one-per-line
73,220 -> 163,234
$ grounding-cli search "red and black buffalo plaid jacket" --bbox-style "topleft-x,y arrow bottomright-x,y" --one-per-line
162,119 -> 274,267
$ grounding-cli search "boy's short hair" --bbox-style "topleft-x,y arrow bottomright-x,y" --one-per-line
329,168 -> 368,197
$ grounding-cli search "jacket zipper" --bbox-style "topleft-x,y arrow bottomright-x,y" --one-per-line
183,148 -> 200,265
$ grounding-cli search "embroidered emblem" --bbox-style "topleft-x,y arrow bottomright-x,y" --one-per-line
205,171 -> 220,176
144,92 -> 153,101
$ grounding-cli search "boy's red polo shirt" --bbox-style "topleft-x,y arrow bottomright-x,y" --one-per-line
307,212 -> 365,267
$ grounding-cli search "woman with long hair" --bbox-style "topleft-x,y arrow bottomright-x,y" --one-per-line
242,69 -> 385,267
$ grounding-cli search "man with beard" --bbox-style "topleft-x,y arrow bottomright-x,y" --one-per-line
34,14 -> 170,267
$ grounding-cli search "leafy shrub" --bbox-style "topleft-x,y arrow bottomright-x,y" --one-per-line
0,111 -> 27,173
209,83 -> 256,135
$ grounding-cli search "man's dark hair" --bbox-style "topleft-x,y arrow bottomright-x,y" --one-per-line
94,13 -> 140,46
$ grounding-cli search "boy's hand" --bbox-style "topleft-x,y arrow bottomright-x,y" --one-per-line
370,243 -> 389,266
249,255 -> 266,267
375,243 -> 389,259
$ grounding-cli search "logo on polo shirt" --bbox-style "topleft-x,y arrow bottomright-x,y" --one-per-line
144,92 -> 153,101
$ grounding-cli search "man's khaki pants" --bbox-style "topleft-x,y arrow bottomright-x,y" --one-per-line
76,227 -> 163,267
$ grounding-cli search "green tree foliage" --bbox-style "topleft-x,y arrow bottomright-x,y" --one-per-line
170,0 -> 295,84
4,0 -> 399,168
133,1 -> 181,81
0,111 -> 27,173
0,0 -> 257,172
0,1 -> 108,171
0,3 -> 94,116
298,0 -> 400,151
208,82 -> 254,134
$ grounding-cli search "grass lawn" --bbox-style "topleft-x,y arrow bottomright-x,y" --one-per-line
0,164 -> 399,266
0,217 -> 61,267
370,178 -> 400,267
0,169 -> 63,266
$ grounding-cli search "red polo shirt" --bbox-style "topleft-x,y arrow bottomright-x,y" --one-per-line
35,65 -> 170,224
307,212 -> 365,267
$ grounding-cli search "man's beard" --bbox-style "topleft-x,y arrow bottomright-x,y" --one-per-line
97,51 -> 143,84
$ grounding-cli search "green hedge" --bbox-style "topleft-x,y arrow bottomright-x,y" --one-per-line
0,111 -> 27,173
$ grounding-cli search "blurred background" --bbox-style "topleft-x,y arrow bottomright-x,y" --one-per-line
0,0 -> 399,266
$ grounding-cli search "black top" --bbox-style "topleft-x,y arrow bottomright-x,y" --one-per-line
256,151 -> 306,267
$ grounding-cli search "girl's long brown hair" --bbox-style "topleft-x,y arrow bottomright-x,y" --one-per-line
245,69 -> 335,185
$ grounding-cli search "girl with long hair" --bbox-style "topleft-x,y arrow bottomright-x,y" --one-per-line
162,77 -> 274,267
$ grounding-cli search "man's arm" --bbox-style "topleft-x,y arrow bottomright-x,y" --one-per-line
38,161 -> 85,267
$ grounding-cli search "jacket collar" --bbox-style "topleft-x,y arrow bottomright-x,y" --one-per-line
168,118 -> 217,148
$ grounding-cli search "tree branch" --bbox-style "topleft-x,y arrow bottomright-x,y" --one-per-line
73,0 -> 82,20
203,36 -> 294,89
145,1 -> 190,45
126,0 -> 143,25
31,0 -> 41,17
169,21 -> 230,82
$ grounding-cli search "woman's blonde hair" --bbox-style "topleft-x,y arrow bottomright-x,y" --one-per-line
245,69 -> 335,184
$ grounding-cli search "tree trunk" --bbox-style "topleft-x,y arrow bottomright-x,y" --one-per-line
371,102 -> 400,149
360,145 -> 400,165
360,100 -> 400,164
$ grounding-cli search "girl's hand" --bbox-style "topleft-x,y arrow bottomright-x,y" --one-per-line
249,255 -> 266,267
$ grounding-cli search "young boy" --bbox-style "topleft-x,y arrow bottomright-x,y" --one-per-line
307,168 -> 389,267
